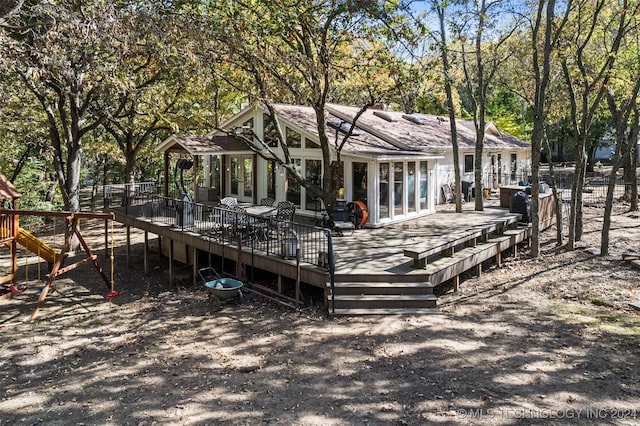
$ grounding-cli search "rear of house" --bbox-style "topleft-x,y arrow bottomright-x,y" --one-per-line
157,103 -> 531,227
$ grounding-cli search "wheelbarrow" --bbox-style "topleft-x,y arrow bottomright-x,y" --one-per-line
198,267 -> 244,310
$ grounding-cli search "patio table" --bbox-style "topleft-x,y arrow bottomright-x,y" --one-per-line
245,205 -> 277,217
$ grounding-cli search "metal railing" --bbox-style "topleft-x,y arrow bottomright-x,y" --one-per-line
103,183 -> 334,270
451,172 -> 639,205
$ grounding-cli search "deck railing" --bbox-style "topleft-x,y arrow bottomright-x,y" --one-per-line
449,172 -> 638,205
103,183 -> 335,271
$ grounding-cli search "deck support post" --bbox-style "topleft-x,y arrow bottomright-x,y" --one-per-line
126,225 -> 131,268
169,239 -> 174,287
192,246 -> 197,287
476,262 -> 482,276
143,230 -> 149,274
277,275 -> 283,294
453,275 -> 460,292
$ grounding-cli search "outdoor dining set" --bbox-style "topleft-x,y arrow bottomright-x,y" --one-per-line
207,197 -> 297,247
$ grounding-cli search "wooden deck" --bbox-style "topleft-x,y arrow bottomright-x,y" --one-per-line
112,197 -> 551,315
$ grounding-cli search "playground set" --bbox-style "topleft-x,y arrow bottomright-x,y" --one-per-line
0,173 -> 117,321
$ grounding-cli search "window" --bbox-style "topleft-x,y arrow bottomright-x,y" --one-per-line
230,156 -> 239,194
327,120 -> 361,136
286,159 -> 301,206
373,110 -> 397,122
464,154 -> 474,173
242,118 -> 254,137
394,162 -> 403,216
305,159 -> 322,211
511,153 -> 517,181
263,114 -> 278,147
402,114 -> 425,125
379,163 -> 389,219
286,127 -> 301,148
208,155 -> 220,189
352,162 -> 367,203
419,161 -> 428,210
407,162 -> 416,212
305,138 -> 321,149
267,160 -> 276,199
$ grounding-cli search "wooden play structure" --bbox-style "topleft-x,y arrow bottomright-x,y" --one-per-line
0,173 -> 116,321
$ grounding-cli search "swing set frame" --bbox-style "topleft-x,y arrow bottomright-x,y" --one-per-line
0,208 -> 116,322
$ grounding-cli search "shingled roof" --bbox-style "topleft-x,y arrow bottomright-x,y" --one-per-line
325,104 -> 530,151
156,135 -> 250,155
272,104 -> 441,158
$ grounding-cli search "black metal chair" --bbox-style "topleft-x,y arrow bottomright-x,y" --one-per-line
331,200 -> 355,236
260,197 -> 275,206
265,201 -> 296,246
220,197 -> 238,207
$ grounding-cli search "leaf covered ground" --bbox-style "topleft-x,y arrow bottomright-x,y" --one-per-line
1,205 -> 639,425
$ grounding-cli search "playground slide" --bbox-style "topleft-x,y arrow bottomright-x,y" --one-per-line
16,228 -> 58,264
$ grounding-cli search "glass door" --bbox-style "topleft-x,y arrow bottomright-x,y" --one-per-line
229,155 -> 254,203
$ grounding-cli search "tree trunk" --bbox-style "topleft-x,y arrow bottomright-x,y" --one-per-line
568,144 -> 586,249
474,125 -> 484,211
64,141 -> 82,212
624,135 -> 638,211
601,146 -> 623,256
436,1 -> 462,213
528,0 -> 559,258
125,150 -> 137,186
630,142 -> 638,212
530,119 -> 543,256
544,135 -> 563,245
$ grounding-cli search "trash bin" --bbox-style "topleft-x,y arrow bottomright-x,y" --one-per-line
461,180 -> 474,202
509,191 -> 531,223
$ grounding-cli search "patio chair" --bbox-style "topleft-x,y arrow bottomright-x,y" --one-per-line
275,201 -> 296,221
260,197 -> 275,206
220,197 -> 238,207
230,205 -> 250,239
265,201 -> 296,244
331,200 -> 355,236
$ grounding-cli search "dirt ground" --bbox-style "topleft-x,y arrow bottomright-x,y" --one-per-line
1,203 -> 639,425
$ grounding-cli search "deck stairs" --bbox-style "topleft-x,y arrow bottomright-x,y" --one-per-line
327,274 -> 439,315
327,223 -> 532,316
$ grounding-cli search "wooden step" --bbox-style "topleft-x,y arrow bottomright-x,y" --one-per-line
328,281 -> 434,296
330,307 -> 440,316
329,294 -> 437,310
334,273 -> 430,283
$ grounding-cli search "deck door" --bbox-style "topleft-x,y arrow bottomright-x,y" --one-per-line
229,155 -> 254,203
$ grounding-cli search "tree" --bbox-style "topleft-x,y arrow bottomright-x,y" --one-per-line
202,0 -> 417,214
3,1 -> 130,212
560,0 -> 634,250
432,0 -> 464,212
527,0 -> 571,256
453,0 -> 519,211
601,22 -> 640,254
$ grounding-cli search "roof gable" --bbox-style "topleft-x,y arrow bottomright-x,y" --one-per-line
155,135 -> 250,155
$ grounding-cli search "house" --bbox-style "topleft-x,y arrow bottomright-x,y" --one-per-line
156,103 -> 531,227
